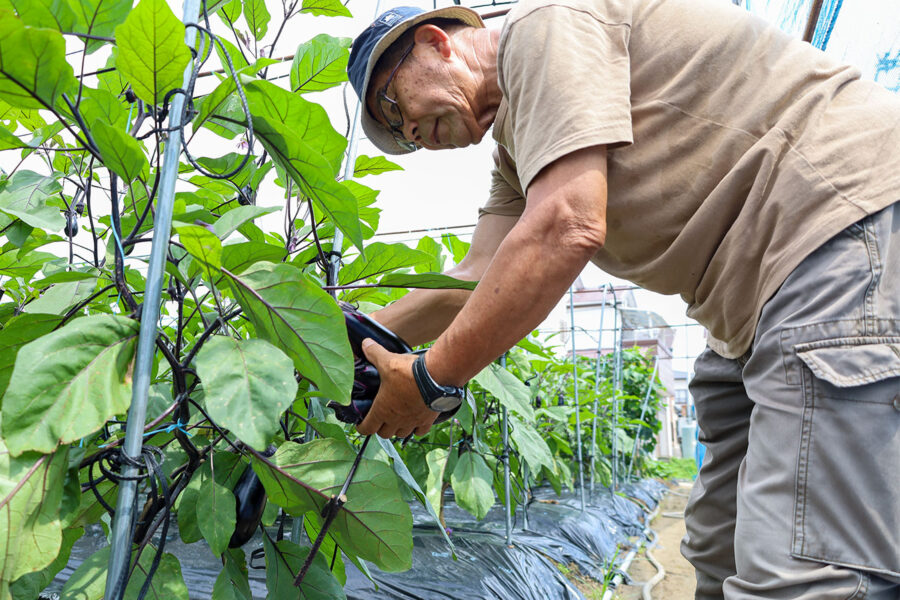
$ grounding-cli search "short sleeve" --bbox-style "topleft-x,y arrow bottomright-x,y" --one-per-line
479,146 -> 526,218
498,2 -> 634,191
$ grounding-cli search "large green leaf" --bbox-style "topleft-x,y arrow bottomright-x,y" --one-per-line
510,416 -> 554,473
23,277 -> 97,315
353,154 -> 403,178
0,313 -> 62,401
67,0 -> 131,53
177,224 -> 222,270
451,450 -> 495,520
0,13 -> 77,110
473,363 -> 534,420
252,439 -> 413,572
243,0 -> 269,40
376,272 -> 478,290
0,170 -> 65,232
290,34 -> 350,93
91,119 -> 148,182
194,336 -> 298,451
221,241 -> 285,274
0,437 -> 68,591
8,525 -> 81,600
213,205 -> 279,240
338,242 -> 431,285
59,544 -> 189,600
262,536 -> 347,600
223,262 -> 352,404
79,87 -> 129,131
300,0 -> 351,17
1,314 -> 139,456
197,476 -> 237,556
0,249 -> 55,279
113,0 -> 191,106
1,0 -> 76,31
425,447 -> 450,516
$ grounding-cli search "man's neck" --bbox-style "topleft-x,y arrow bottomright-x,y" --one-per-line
460,27 -> 503,131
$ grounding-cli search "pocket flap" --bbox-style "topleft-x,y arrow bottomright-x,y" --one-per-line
796,337 -> 900,387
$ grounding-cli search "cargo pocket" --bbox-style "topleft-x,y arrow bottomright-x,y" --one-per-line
792,337 -> 900,579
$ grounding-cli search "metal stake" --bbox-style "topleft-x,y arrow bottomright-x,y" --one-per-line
611,299 -> 624,491
105,2 -> 201,597
589,284 -> 609,498
625,355 -> 659,481
568,286 -> 586,511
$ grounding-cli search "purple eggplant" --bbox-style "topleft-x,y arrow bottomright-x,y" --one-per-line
228,446 -> 276,548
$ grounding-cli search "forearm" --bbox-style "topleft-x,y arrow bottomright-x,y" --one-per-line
371,284 -> 471,347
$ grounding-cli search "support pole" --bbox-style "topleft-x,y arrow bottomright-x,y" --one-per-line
521,462 -> 530,530
612,299 -> 623,491
589,284 -> 609,498
568,286 -> 586,511
105,2 -> 201,597
500,353 -> 513,545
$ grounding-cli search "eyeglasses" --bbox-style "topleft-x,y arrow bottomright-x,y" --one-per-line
375,43 -> 418,151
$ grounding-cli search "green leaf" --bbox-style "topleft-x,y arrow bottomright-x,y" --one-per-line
31,269 -> 98,290
290,34 -> 350,93
0,170 -> 65,231
3,0 -> 76,31
414,236 -> 445,273
353,154 -> 403,177
213,205 -> 279,240
243,0 -> 270,41
0,125 -> 35,150
425,447 -> 449,516
441,232 -> 469,265
451,451 -> 495,520
0,439 -> 68,588
300,0 -> 351,17
197,476 -> 237,556
212,548 -> 252,600
510,415 -> 555,473
90,119 -> 147,182
80,88 -> 129,131
177,224 -> 222,270
0,313 -> 62,401
23,277 -> 97,315
67,0 -> 131,53
8,525 -> 81,600
0,13 -> 77,110
376,272 -> 478,290
252,439 -> 413,572
375,436 -> 455,555
339,243 -> 431,285
0,248 -> 54,279
114,0 -> 191,106
194,336 -> 298,450
195,152 -> 257,187
473,363 -> 534,420
59,544 -> 189,600
221,241 -> 285,274
216,0 -> 241,23
224,262 -> 352,405
1,314 -> 139,455
212,35 -> 248,73
262,536 -> 347,600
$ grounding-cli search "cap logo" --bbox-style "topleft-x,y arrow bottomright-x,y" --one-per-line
378,11 -> 404,26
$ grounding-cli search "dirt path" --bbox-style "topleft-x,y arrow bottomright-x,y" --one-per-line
614,480 -> 696,599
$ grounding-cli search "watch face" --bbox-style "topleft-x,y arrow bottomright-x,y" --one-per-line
430,395 -> 462,412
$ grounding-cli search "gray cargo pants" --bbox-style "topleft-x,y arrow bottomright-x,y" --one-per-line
681,201 -> 900,599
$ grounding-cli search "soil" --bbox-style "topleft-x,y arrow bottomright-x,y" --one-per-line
566,480 -> 697,600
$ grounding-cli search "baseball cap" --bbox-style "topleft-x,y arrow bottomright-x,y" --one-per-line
347,5 -> 485,154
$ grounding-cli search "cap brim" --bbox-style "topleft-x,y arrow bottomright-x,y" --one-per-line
359,6 -> 485,155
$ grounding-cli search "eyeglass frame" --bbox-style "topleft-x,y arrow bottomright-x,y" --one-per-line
374,42 -> 418,151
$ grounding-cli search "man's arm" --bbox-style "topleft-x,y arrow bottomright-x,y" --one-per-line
372,212 -> 518,346
358,145 -> 608,438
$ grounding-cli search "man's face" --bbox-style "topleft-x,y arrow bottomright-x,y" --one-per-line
366,28 -> 488,151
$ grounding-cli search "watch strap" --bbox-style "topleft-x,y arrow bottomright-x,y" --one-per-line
412,353 -> 463,410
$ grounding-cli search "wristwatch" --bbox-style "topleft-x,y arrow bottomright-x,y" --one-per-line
412,353 -> 464,412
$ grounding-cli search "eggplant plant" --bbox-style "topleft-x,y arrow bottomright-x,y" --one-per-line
0,0 -> 664,597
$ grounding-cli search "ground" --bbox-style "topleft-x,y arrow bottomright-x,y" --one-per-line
566,480 -> 697,599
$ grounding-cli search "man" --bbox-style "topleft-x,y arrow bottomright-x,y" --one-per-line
346,1 -> 900,599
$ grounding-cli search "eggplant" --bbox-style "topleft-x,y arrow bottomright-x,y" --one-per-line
327,303 -> 460,427
228,446 -> 276,548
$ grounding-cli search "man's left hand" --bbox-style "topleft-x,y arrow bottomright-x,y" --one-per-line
356,338 -> 439,438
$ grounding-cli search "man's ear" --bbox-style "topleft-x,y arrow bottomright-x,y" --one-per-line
413,24 -> 453,59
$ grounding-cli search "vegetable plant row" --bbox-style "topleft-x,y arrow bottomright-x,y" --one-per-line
0,1 -> 664,598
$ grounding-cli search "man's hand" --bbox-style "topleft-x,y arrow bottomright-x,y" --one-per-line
356,338 -> 439,439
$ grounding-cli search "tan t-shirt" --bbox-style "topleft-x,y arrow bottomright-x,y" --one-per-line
480,0 -> 900,358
